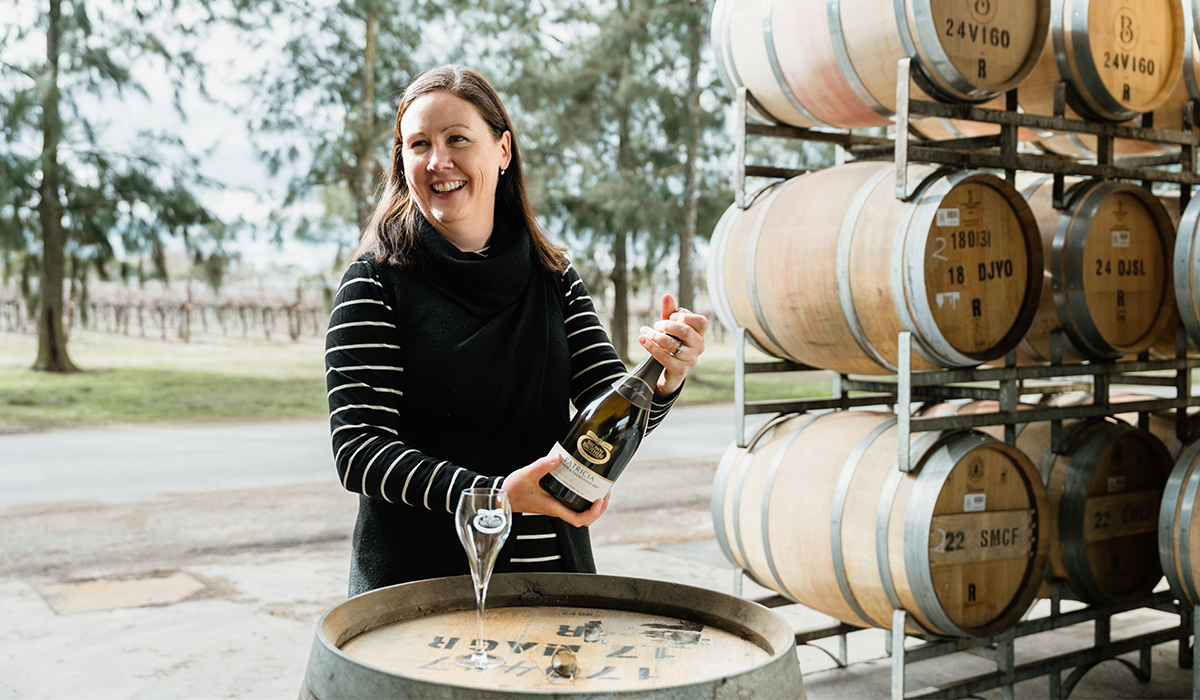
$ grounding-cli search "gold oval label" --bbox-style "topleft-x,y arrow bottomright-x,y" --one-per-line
577,431 -> 614,465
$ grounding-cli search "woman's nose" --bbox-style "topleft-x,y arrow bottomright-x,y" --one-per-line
427,144 -> 453,170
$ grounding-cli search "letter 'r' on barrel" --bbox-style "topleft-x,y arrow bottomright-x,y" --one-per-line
706,163 -> 1044,375
711,411 -> 1050,638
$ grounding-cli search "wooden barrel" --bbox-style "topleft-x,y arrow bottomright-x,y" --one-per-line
1159,439 -> 1200,606
1044,391 -> 1200,457
705,163 -> 1043,375
711,0 -> 1049,128
1019,0 -> 1186,122
711,411 -> 1050,638
1016,177 -> 1176,363
1174,190 -> 1200,350
1014,417 -> 1171,603
1039,5 -> 1200,158
300,573 -> 804,699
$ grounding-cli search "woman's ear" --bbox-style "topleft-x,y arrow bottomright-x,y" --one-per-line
499,130 -> 512,171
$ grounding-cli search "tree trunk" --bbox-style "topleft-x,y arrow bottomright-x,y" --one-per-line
678,0 -> 703,311
34,0 -> 77,373
611,231 -> 629,362
350,4 -> 379,233
611,55 -> 635,364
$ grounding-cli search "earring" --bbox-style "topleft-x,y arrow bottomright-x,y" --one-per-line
500,168 -> 506,176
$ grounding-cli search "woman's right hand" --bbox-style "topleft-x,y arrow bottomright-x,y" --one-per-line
501,454 -> 609,528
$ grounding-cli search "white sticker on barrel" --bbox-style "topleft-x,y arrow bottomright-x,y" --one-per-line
1111,230 -> 1131,248
936,291 -> 960,309
1107,475 -> 1127,493
964,493 -> 987,512
936,208 -> 960,227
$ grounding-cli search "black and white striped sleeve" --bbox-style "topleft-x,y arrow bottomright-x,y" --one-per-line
325,260 -> 502,509
559,264 -> 679,433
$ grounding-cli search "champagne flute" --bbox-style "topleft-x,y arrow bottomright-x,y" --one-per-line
453,487 -> 512,669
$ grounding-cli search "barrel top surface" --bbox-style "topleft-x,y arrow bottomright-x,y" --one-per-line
1080,0 -> 1184,114
307,573 -> 802,699
926,0 -> 1044,90
920,178 -> 1033,355
340,605 -> 767,692
925,440 -> 1045,632
1077,190 -> 1169,347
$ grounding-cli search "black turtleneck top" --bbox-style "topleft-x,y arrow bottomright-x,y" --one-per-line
324,219 -> 678,594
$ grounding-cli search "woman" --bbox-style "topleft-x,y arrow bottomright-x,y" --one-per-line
325,65 -> 708,595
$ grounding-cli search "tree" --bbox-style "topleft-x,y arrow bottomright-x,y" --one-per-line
241,0 -> 424,253
0,0 -> 228,371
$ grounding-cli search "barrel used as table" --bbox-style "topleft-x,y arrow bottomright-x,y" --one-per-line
711,0 -> 1048,128
299,573 -> 805,700
1019,0 -> 1186,122
1015,417 -> 1172,604
711,411 -> 1050,638
706,163 -> 1043,375
1016,176 -> 1176,363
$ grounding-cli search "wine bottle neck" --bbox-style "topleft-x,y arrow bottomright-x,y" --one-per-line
614,354 -> 663,410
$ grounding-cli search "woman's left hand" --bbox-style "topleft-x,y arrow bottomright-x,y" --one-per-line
638,293 -> 708,398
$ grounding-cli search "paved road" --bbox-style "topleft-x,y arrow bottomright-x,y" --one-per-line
0,403 -> 753,507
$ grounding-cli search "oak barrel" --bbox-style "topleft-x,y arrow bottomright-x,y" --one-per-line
1039,4 -> 1200,158
1044,391 -> 1200,457
1174,190 -> 1200,349
706,163 -> 1043,375
711,0 -> 1048,128
1013,417 -> 1171,603
1159,439 -> 1200,606
1016,177 -> 1176,363
711,411 -> 1050,638
1019,0 -> 1186,122
300,573 -> 804,699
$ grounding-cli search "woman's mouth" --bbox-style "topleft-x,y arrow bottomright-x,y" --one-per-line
431,181 -> 465,194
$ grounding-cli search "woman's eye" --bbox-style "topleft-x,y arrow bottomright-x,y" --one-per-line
408,139 -> 428,149
448,134 -> 466,143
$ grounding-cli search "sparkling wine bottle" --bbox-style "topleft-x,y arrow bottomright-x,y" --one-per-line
539,354 -> 664,512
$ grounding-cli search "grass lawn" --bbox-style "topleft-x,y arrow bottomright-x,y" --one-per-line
0,328 -> 834,432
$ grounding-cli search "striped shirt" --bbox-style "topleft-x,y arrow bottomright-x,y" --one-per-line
326,257 -> 679,570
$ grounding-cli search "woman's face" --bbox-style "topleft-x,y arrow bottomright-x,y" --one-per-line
400,90 -> 512,250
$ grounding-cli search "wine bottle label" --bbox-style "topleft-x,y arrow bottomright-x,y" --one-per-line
548,442 -> 614,502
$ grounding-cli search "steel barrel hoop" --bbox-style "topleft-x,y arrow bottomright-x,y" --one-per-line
829,417 -> 899,629
760,418 -> 822,600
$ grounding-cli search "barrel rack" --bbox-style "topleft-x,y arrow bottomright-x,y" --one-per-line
726,59 -> 1200,700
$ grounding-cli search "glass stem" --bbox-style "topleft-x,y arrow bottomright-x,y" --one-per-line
474,582 -> 487,657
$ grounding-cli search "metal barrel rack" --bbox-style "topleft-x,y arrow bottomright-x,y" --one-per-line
726,58 -> 1200,699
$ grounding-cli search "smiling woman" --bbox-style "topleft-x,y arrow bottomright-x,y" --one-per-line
399,91 -> 511,252
324,65 -> 710,596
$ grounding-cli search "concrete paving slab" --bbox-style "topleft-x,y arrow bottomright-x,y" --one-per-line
35,572 -> 206,615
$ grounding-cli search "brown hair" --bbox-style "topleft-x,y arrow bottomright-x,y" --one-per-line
354,65 -> 567,273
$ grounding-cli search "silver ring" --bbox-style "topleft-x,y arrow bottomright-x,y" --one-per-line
670,341 -> 684,357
